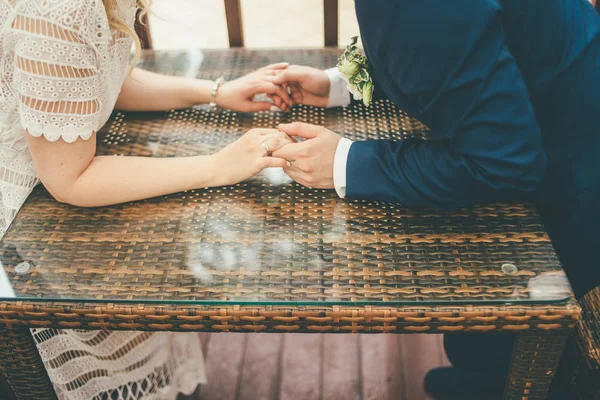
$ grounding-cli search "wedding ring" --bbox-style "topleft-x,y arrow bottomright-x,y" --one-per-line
286,161 -> 292,167
261,140 -> 271,153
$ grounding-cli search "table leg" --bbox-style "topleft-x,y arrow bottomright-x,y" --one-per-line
0,371 -> 16,400
503,330 -> 570,400
0,326 -> 56,400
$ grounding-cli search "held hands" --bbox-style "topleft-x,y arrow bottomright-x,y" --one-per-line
212,123 -> 342,190
271,66 -> 331,109
214,129 -> 294,186
216,63 -> 294,112
217,64 -> 330,112
214,65 -> 339,190
272,122 -> 340,189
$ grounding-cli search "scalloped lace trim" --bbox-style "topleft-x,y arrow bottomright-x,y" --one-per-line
22,118 -> 95,143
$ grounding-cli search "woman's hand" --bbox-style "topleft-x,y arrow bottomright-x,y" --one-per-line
212,129 -> 293,186
271,65 -> 331,108
216,63 -> 294,112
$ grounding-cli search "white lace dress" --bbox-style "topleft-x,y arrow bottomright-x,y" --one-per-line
0,1 -> 207,398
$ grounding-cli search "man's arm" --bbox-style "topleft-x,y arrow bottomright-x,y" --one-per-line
276,0 -> 545,207
344,0 -> 546,207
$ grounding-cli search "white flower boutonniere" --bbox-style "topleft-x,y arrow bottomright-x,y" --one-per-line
337,36 -> 374,107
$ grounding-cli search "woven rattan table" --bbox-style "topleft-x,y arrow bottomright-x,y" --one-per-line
0,49 -> 581,400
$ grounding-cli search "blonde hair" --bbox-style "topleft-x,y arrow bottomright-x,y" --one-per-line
103,0 -> 152,67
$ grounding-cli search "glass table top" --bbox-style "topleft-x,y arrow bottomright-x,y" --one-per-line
0,49 -> 572,306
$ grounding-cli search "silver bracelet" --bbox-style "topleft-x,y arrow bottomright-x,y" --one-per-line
209,77 -> 225,109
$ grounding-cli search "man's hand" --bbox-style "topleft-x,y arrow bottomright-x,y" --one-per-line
272,122 -> 341,189
270,66 -> 331,109
217,63 -> 294,112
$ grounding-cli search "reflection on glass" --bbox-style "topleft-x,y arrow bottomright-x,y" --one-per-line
528,272 -> 572,300
183,196 -> 347,302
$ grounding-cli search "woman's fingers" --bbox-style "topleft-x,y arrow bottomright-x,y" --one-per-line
247,101 -> 279,112
271,95 -> 284,110
272,66 -> 309,85
262,133 -> 293,154
253,128 -> 281,136
276,96 -> 290,112
263,62 -> 290,70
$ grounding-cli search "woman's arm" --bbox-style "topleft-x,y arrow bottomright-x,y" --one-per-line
25,129 -> 291,207
116,65 -> 294,112
115,67 -> 213,111
13,13 -> 292,208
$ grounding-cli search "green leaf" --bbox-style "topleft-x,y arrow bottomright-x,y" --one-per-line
362,81 -> 374,107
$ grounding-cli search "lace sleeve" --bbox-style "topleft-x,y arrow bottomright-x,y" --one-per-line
11,8 -> 103,143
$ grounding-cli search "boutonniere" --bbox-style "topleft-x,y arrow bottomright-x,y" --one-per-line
337,36 -> 373,107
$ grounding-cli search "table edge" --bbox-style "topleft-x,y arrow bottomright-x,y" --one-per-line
0,300 -> 581,333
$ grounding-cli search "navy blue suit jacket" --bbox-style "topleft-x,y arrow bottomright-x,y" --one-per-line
351,0 -> 600,297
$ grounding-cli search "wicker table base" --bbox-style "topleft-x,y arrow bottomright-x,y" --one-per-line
0,326 -> 54,400
0,301 -> 580,400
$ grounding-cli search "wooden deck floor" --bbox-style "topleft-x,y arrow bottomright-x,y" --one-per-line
189,333 -> 450,400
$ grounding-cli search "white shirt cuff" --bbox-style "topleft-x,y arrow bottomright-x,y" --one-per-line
333,137 -> 353,198
325,67 -> 351,108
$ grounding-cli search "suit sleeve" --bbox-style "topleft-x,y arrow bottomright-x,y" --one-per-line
348,0 -> 546,208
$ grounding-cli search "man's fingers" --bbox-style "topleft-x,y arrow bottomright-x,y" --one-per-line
272,83 -> 293,108
274,130 -> 295,142
257,82 -> 293,108
278,122 -> 321,139
270,96 -> 291,112
272,96 -> 284,110
259,157 -> 288,169
271,142 -> 303,160
289,83 -> 303,103
283,169 -> 313,187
